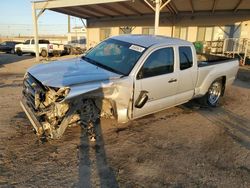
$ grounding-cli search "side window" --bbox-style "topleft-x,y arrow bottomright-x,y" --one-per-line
179,46 -> 193,70
31,39 -> 34,44
137,48 -> 174,79
24,40 -> 30,45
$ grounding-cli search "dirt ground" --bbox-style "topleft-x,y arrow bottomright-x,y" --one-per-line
0,52 -> 250,188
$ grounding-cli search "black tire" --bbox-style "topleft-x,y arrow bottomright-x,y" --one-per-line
53,51 -> 61,57
41,50 -> 48,58
67,48 -> 71,55
199,79 -> 222,107
16,49 -> 22,56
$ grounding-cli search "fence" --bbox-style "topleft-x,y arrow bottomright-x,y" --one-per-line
223,38 -> 250,65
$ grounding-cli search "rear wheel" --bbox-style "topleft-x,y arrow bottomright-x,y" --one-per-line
41,49 -> 48,58
200,79 -> 222,107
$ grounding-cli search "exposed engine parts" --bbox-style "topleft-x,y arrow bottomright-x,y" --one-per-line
22,73 -> 116,140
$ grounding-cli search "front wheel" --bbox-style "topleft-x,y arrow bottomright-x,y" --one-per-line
200,80 -> 222,107
16,49 -> 22,56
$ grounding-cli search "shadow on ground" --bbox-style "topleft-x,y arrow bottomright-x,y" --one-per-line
78,120 -> 118,187
0,53 -> 34,67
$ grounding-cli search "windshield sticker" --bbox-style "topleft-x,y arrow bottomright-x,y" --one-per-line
129,45 -> 145,52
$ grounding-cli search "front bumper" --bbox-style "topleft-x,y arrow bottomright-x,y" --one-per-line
20,98 -> 43,136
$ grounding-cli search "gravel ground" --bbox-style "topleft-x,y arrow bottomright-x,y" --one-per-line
0,52 -> 250,187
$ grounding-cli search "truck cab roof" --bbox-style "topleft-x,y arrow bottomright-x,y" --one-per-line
111,34 -> 192,48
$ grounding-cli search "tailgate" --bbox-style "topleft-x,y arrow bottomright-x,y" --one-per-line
52,44 -> 64,51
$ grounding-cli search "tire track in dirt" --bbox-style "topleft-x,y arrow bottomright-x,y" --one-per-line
199,107 -> 250,149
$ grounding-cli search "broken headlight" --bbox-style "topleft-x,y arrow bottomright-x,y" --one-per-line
42,87 -> 71,107
54,87 -> 71,102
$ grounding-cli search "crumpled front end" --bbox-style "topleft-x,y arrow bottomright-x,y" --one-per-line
21,73 -> 73,138
21,71 -> 133,139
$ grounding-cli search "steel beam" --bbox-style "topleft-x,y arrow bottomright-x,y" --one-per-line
140,0 -> 154,12
83,6 -> 114,17
144,0 -> 155,11
189,0 -> 194,13
69,6 -> 103,17
100,4 -> 127,16
169,1 -> 178,14
234,0 -> 243,12
166,4 -> 175,14
154,0 -> 161,35
164,5 -> 174,14
144,0 -> 171,35
59,7 -> 98,18
34,0 -> 129,10
118,2 -> 143,15
212,0 -> 218,13
32,3 -> 39,62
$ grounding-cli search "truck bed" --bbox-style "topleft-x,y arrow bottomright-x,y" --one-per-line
195,54 -> 239,97
197,53 -> 238,67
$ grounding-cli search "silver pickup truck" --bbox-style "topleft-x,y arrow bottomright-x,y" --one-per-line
20,35 -> 239,139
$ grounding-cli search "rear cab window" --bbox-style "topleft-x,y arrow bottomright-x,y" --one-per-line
179,46 -> 193,70
39,40 -> 50,44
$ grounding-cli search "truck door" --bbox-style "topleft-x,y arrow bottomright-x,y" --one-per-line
22,40 -> 30,52
133,47 -> 178,119
30,39 -> 35,53
175,46 -> 197,104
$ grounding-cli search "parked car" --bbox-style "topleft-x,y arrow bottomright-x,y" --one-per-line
20,35 -> 239,139
0,41 -> 20,54
15,39 -> 64,57
62,44 -> 86,55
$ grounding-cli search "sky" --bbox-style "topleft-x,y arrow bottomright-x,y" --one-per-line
0,0 -> 83,36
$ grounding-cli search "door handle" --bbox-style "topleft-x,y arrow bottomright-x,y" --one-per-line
168,78 -> 177,83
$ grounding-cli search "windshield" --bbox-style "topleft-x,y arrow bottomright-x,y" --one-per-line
82,38 -> 146,75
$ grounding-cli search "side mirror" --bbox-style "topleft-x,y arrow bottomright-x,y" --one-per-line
135,90 -> 148,108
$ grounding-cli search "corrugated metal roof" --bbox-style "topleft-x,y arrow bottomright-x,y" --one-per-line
34,0 -> 250,26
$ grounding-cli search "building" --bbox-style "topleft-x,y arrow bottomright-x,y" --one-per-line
31,0 -> 250,63
87,21 -> 250,47
87,20 -> 250,61
67,26 -> 87,48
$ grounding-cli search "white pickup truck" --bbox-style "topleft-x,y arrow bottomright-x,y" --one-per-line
20,35 -> 239,139
15,39 -> 64,57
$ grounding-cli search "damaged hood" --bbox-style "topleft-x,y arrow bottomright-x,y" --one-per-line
28,57 -> 122,88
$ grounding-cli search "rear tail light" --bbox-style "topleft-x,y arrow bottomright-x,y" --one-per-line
49,44 -> 53,49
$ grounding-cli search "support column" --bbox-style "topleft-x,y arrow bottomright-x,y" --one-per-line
32,3 -> 39,62
68,15 -> 71,33
154,0 -> 161,35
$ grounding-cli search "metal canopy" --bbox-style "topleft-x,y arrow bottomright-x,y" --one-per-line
32,0 -> 250,61
34,0 -> 250,22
